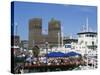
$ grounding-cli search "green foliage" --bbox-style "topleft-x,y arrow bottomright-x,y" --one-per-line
32,45 -> 40,57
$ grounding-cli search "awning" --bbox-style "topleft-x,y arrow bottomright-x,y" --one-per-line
47,52 -> 65,57
65,51 -> 81,57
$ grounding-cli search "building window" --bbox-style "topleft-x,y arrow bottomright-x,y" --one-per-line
79,35 -> 81,37
86,34 -> 96,37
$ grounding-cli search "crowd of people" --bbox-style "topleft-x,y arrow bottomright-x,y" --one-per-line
14,49 -> 85,73
24,56 -> 84,66
47,57 -> 85,66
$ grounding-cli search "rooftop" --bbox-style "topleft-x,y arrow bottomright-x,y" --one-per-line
77,32 -> 97,35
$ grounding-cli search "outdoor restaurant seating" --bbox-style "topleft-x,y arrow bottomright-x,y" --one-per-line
23,51 -> 84,68
14,50 -> 85,73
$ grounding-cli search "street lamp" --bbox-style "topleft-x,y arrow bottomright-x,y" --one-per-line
45,42 -> 48,64
45,42 -> 48,71
85,42 -> 88,69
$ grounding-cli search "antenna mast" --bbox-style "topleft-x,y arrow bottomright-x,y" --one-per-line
86,17 -> 89,32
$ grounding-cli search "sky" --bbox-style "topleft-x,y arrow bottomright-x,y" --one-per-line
12,1 -> 97,40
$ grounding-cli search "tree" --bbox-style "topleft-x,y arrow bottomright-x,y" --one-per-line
32,45 -> 40,57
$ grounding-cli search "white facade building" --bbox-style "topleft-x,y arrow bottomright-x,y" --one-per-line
76,32 -> 97,55
75,18 -> 97,55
